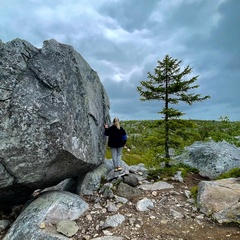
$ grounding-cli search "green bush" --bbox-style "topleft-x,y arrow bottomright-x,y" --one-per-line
216,168 -> 240,180
190,186 -> 198,201
147,163 -> 199,181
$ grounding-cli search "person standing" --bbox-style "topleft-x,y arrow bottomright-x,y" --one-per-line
104,117 -> 127,171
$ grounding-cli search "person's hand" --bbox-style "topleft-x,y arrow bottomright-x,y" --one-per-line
104,124 -> 108,128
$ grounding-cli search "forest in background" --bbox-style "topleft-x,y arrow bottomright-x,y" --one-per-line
105,118 -> 240,168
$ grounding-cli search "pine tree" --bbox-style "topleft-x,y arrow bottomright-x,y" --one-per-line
137,55 -> 210,159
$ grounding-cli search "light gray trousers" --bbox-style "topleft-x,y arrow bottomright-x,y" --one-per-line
111,147 -> 123,168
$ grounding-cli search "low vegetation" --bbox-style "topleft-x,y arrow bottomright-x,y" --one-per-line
105,118 -> 240,179
216,167 -> 240,180
147,163 -> 199,181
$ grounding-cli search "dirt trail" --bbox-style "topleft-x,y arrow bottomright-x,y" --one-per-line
73,174 -> 240,240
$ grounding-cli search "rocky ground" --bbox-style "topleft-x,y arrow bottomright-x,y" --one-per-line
73,174 -> 240,240
1,174 -> 240,240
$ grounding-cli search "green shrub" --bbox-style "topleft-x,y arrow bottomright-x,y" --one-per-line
190,186 -> 198,201
216,168 -> 240,180
147,163 -> 199,181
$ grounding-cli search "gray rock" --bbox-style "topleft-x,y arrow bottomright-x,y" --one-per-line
129,163 -> 147,173
91,237 -> 124,240
106,165 -> 130,181
172,171 -> 183,183
136,198 -> 154,211
123,173 -> 139,187
170,209 -> 184,219
99,182 -> 115,199
107,202 -> 119,212
115,182 -> 143,199
56,220 -> 79,237
129,163 -> 148,180
138,181 -> 174,191
77,159 -> 113,196
0,38 -> 110,204
102,188 -> 115,199
114,195 -> 128,204
175,140 -> 240,179
3,191 -> 88,240
42,178 -> 77,193
0,219 -> 10,231
184,190 -> 191,199
197,178 -> 240,223
101,213 -> 125,229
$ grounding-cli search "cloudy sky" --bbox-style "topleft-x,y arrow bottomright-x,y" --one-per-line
1,0 -> 239,121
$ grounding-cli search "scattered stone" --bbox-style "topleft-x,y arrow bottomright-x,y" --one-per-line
115,182 -> 143,199
107,202 -> 119,212
139,181 -> 174,191
106,166 -> 130,181
123,174 -> 139,187
102,230 -> 113,236
169,190 -> 180,195
152,191 -> 158,196
160,219 -> 169,224
83,235 -> 91,240
187,198 -> 195,204
114,195 -> 128,204
173,171 -> 184,182
170,209 -> 185,219
0,220 -> 10,231
101,214 -> 125,229
136,198 -> 154,212
86,215 -> 93,221
196,214 -> 205,220
56,220 -> 79,237
184,190 -> 191,199
38,222 -> 45,229
91,236 -> 124,240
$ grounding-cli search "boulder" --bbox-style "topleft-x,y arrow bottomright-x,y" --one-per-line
115,182 -> 143,199
197,178 -> 240,223
123,173 -> 139,187
76,159 -> 113,196
175,140 -> 240,179
0,38 -> 110,205
3,191 -> 89,240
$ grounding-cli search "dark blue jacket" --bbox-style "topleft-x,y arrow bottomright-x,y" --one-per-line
104,125 -> 127,148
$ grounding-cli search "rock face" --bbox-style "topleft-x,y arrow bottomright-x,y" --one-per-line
0,38 -> 110,204
175,140 -> 240,179
197,178 -> 240,223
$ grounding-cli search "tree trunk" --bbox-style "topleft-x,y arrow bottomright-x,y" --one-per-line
164,69 -> 170,159
164,112 -> 170,159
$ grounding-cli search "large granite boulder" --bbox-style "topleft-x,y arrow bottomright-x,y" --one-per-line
175,140 -> 240,179
0,38 -> 110,205
197,178 -> 240,223
3,191 -> 88,240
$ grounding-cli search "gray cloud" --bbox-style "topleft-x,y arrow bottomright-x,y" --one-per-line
0,0 -> 239,121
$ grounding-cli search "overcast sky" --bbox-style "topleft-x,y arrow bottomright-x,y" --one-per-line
1,0 -> 239,121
